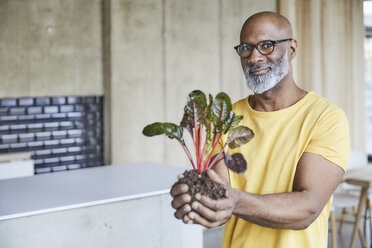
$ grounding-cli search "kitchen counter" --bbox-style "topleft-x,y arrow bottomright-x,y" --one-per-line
0,162 -> 185,220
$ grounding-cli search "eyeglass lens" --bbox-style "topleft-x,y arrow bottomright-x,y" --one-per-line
237,40 -> 274,57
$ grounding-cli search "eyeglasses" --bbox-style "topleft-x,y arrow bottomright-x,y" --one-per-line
234,38 -> 292,58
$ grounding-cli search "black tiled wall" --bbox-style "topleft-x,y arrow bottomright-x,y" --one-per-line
0,96 -> 104,174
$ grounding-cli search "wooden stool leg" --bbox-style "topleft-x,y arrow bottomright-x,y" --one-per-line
339,208 -> 347,233
330,210 -> 337,248
358,226 -> 367,248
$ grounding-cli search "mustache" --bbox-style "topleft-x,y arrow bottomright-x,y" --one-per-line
245,63 -> 273,73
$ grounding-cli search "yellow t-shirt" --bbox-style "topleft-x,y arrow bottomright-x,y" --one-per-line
218,91 -> 350,248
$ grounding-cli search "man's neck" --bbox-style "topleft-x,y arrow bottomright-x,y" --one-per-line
248,78 -> 307,112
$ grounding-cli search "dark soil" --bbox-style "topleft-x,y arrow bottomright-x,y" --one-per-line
173,169 -> 226,201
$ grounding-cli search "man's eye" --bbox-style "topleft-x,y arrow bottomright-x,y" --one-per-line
260,42 -> 273,49
241,45 -> 252,52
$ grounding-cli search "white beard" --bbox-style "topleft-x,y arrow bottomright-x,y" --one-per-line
243,49 -> 290,94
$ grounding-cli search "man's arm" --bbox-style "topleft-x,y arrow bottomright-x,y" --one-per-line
174,152 -> 344,229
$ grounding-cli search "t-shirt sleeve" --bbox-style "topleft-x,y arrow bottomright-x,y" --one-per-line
305,107 -> 350,171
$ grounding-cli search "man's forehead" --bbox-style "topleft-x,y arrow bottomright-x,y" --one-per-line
240,22 -> 286,43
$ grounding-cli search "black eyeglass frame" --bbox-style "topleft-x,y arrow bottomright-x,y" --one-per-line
234,38 -> 293,58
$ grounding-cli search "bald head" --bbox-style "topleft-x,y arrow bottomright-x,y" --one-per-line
240,12 -> 293,42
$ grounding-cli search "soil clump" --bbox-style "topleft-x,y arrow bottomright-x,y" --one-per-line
173,169 -> 226,201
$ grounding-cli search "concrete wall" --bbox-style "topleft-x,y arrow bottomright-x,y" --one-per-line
0,0 -> 103,97
110,0 -> 277,167
0,194 -> 203,248
0,0 -> 277,167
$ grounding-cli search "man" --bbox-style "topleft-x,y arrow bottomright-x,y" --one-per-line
170,11 -> 349,248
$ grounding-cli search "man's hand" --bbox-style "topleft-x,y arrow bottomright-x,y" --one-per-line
187,169 -> 236,228
170,174 -> 193,223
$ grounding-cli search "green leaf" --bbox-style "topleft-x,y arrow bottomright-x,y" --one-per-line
231,115 -> 243,127
210,92 -> 234,133
142,122 -> 184,142
224,150 -> 247,173
180,90 -> 208,130
227,126 -> 255,149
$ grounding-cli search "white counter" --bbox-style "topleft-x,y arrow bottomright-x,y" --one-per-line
0,162 -> 185,221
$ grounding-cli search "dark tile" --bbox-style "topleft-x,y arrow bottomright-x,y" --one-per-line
85,97 -> 96,104
10,107 -> 26,115
44,140 -> 59,146
67,96 -> 82,104
60,155 -> 75,162
68,129 -> 83,138
35,149 -> 52,156
19,133 -> 35,142
0,125 -> 9,132
18,115 -> 35,121
0,107 -> 9,115
52,165 -> 67,172
52,113 -> 67,119
73,121 -> 84,129
35,167 -> 52,174
0,144 -> 9,152
74,104 -> 85,112
75,154 -> 86,161
52,97 -> 66,105
35,98 -> 50,106
10,124 -> 27,131
67,146 -> 82,153
1,134 -> 18,143
1,99 -> 17,107
87,103 -> 98,112
10,142 -> 26,150
44,106 -> 59,114
60,138 -> 75,145
52,130 -> 67,139
60,121 -> 74,129
67,164 -> 81,170
27,141 -> 43,149
0,116 -> 18,122
52,148 -> 67,154
27,123 -> 43,130
35,114 -> 51,120
44,122 -> 59,131
28,106 -> 43,115
35,131 -> 52,141
67,112 -> 82,119
33,159 -> 43,165
75,138 -> 84,145
44,157 -> 59,164
60,105 -> 74,113
19,98 -> 34,106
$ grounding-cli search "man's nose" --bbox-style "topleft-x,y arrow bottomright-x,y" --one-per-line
246,47 -> 265,65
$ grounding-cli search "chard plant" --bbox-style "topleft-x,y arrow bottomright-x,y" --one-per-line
142,90 -> 254,174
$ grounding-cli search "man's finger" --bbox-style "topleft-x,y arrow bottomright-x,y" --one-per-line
206,169 -> 228,186
174,204 -> 192,220
187,211 -> 223,229
171,193 -> 191,209
170,183 -> 189,197
196,193 -> 233,211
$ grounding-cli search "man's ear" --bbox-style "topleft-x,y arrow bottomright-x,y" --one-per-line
289,39 -> 298,60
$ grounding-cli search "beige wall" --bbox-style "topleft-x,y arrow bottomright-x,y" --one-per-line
0,0 -> 276,168
0,0 -> 103,98
110,0 -> 277,167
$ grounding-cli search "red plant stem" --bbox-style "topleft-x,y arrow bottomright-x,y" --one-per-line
208,151 -> 224,169
198,125 -> 203,171
176,139 -> 195,170
204,132 -> 222,170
